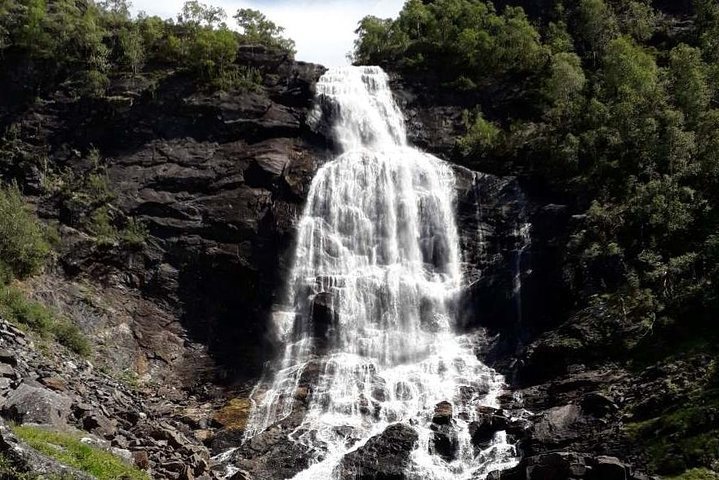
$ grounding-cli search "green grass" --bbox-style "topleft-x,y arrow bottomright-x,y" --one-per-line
0,285 -> 91,357
12,425 -> 149,480
625,387 -> 719,474
667,468 -> 719,480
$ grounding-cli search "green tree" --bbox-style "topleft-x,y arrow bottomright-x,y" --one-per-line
178,0 -> 226,27
544,52 -> 586,115
353,16 -> 402,65
619,1 -> 656,42
119,25 -> 145,74
188,26 -> 238,80
667,44 -> 710,126
577,0 -> 619,57
602,36 -> 658,100
234,8 -> 295,53
0,183 -> 51,281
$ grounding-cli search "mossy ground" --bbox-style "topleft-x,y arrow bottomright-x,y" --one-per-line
213,397 -> 252,431
667,468 -> 719,480
11,425 -> 149,480
625,386 -> 719,476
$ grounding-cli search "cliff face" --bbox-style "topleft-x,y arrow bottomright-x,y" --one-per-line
3,46 -> 328,384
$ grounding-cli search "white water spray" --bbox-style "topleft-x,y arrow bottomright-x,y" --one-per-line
244,66 -> 517,479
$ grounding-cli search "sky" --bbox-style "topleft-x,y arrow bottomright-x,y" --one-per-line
130,0 -> 405,67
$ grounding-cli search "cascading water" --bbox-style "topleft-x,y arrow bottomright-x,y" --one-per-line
244,66 -> 518,479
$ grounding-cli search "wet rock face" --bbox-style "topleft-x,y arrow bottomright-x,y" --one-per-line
337,423 -> 419,480
430,401 -> 459,460
489,452 -> 645,480
4,45 -> 328,382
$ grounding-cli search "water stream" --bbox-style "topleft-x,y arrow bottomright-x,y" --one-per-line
243,66 -> 518,479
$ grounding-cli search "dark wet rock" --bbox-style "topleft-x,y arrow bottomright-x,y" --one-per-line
430,423 -> 459,461
581,392 -> 619,418
337,423 -> 419,480
489,452 -> 639,480
428,401 -> 458,460
0,349 -> 17,367
232,424 -> 317,480
469,407 -> 511,449
432,401 -> 453,425
1,383 -> 73,427
311,291 -> 338,339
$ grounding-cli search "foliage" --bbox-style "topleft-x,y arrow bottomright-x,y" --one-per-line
458,110 -> 501,156
234,8 -> 296,53
626,386 -> 719,475
668,469 -> 719,480
12,425 -> 149,480
0,0 -> 295,94
0,183 -> 51,281
0,285 -> 90,356
353,0 -> 547,83
354,0 -> 719,391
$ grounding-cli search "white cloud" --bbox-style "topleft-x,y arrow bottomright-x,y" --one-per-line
130,0 -> 404,66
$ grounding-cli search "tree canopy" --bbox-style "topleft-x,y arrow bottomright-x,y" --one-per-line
353,0 -> 719,344
0,0 -> 296,95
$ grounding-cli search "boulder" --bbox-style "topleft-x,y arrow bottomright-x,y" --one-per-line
0,364 -> 15,378
232,423 -> 316,480
1,383 -> 73,427
429,401 -> 458,460
530,404 -> 582,448
337,423 -> 419,480
432,401 -> 453,425
592,456 -> 627,480
469,408 -> 511,449
490,453 -> 637,480
81,412 -> 117,439
0,349 -> 17,367
581,392 -> 618,418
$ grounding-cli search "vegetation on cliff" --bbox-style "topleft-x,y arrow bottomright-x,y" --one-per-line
355,0 -> 719,352
12,425 -> 150,480
355,0 -> 719,476
0,0 -> 295,95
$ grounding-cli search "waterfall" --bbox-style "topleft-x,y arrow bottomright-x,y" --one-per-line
512,222 -> 531,326
244,66 -> 518,479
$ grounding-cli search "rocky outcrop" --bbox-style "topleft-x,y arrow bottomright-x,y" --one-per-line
337,423 -> 419,480
2,45 -> 327,384
489,452 -> 650,480
0,317 -> 219,479
0,420 -> 95,480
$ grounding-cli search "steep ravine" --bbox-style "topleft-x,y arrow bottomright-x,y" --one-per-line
0,45 -> 702,480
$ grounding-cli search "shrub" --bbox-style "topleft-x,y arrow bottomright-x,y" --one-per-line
0,183 -> 51,281
51,320 -> 92,357
119,217 -> 149,248
0,286 -> 90,356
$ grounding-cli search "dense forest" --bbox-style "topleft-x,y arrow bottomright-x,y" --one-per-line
355,0 -> 719,347
0,0 -> 294,96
